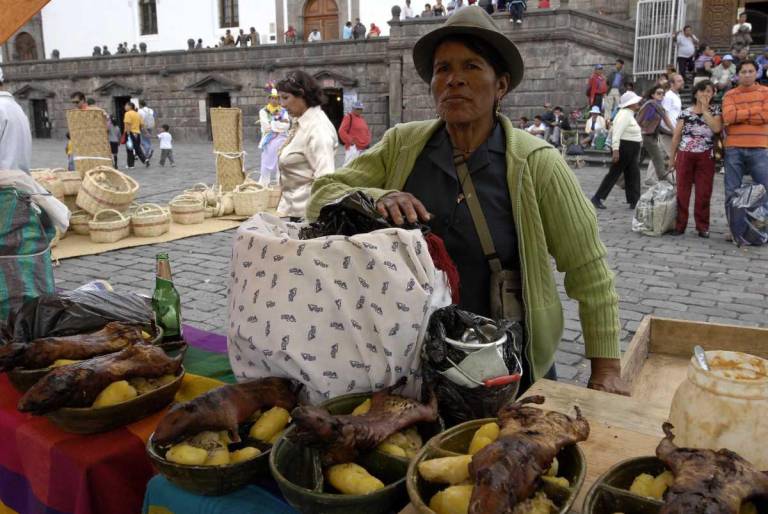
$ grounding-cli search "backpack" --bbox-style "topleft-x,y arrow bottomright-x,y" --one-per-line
142,108 -> 156,130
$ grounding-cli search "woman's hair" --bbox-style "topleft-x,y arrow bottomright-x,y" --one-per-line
432,34 -> 509,79
692,79 -> 715,96
644,84 -> 665,99
276,70 -> 325,107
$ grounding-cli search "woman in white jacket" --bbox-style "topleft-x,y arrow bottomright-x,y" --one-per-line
258,88 -> 291,187
276,71 -> 338,219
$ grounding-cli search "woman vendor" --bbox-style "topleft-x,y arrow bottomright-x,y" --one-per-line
308,6 -> 628,395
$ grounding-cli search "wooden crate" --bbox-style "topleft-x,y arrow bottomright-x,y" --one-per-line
621,316 -> 768,411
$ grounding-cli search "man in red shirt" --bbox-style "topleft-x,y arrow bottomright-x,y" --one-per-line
339,101 -> 371,164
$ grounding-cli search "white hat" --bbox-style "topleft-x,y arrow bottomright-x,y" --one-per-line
619,91 -> 642,109
589,106 -> 602,114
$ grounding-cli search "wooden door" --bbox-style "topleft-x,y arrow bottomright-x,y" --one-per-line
31,99 -> 51,138
303,0 -> 338,40
702,0 -> 739,48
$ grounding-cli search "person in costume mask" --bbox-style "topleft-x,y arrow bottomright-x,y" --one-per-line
258,87 -> 291,187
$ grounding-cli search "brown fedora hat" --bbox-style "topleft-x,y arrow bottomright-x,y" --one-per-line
412,6 -> 524,89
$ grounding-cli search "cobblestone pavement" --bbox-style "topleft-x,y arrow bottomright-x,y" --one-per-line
34,139 -> 767,386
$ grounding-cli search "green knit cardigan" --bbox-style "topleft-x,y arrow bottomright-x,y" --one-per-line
308,115 -> 620,379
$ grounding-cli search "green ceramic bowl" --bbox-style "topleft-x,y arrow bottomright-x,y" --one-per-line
407,417 -> 586,514
270,391 -> 444,514
584,456 -> 768,514
147,424 -> 272,496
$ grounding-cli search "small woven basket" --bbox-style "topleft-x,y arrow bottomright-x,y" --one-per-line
88,209 -> 130,243
131,203 -> 171,237
169,196 -> 205,225
233,183 -> 269,216
54,168 -> 83,196
70,210 -> 93,235
76,166 -> 139,215
30,169 -> 65,200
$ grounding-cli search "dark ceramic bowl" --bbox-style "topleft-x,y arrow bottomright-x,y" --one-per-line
270,391 -> 444,514
407,417 -> 586,514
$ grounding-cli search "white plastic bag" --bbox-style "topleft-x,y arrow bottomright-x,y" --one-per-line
227,213 -> 451,403
632,180 -> 677,236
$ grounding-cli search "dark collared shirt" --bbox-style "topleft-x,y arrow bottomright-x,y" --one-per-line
403,123 -> 519,317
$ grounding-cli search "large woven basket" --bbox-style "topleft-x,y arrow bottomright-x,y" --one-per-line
210,108 -> 245,191
70,210 -> 92,235
66,109 -> 113,178
30,169 -> 65,200
233,183 -> 269,216
54,168 -> 82,196
131,203 -> 171,237
169,196 -> 205,225
88,209 -> 130,243
76,166 -> 139,215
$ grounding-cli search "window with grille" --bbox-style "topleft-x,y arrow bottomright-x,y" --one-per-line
220,0 -> 239,28
140,0 -> 158,35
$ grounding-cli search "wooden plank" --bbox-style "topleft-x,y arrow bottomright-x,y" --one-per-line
627,353 -> 688,410
0,0 -> 50,44
649,317 -> 768,358
621,314 -> 652,388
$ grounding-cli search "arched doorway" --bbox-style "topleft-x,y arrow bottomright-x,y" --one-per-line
746,7 -> 768,48
14,32 -> 38,61
303,0 -> 339,41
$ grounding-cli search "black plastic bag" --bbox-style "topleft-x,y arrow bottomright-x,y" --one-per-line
299,191 -> 421,239
1,290 -> 155,344
421,306 -> 524,427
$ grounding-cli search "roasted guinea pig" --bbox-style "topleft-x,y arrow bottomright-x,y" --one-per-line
468,396 -> 590,514
17,344 -> 182,414
656,422 -> 768,514
153,377 -> 303,446
289,377 -> 439,465
0,322 -> 145,372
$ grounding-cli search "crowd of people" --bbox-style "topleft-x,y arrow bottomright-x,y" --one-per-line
91,42 -> 147,56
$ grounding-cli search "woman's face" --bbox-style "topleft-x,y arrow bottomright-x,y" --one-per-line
652,88 -> 665,100
430,40 -> 509,125
695,85 -> 714,102
279,91 -> 308,117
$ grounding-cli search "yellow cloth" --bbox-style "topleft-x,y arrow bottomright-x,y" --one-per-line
124,110 -> 143,134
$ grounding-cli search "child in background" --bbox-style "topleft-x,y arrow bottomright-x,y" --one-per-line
157,124 -> 175,167
108,116 -> 121,168
65,132 -> 74,171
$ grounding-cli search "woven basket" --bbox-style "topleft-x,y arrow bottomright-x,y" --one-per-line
267,187 -> 282,210
30,169 -> 65,200
233,183 -> 269,216
88,209 -> 130,244
131,203 -> 171,238
66,109 -> 113,178
76,166 -> 139,215
54,168 -> 82,196
69,210 -> 92,235
169,196 -> 205,225
211,108 -> 245,191
220,192 -> 234,215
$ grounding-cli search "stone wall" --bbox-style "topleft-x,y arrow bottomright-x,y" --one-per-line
2,8 -> 635,142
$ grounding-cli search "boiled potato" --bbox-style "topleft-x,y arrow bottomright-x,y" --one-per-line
204,447 -> 230,466
230,447 -> 261,463
513,491 -> 557,514
649,470 -> 674,500
629,473 -> 656,498
469,435 -> 494,455
268,430 -> 283,445
541,475 -> 570,488
141,330 -> 152,340
166,443 -> 208,466
351,398 -> 371,416
327,463 -> 385,495
377,442 -> 407,458
381,427 -> 423,458
92,380 -> 138,408
249,406 -> 290,442
418,454 -> 473,485
51,359 -> 81,368
429,484 -> 473,514
545,457 -> 559,477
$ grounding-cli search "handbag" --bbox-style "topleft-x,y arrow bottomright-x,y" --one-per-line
453,153 -> 524,322
119,132 -> 126,145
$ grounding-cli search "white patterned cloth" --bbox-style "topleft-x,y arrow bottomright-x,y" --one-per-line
227,213 -> 451,404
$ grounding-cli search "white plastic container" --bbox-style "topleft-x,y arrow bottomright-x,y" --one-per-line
668,350 -> 768,468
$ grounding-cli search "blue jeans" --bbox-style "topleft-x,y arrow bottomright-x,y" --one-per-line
724,147 -> 768,206
140,128 -> 153,157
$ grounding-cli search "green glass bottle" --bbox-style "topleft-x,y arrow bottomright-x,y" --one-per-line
152,253 -> 182,340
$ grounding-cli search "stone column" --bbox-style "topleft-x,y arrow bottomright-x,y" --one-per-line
352,0 -> 360,23
388,57 -> 403,126
276,0 -> 285,43
340,0 -> 350,36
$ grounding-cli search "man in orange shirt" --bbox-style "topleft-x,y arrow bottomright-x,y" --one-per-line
722,59 -> 768,221
338,101 -> 371,165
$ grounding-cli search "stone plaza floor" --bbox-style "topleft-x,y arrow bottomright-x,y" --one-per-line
33,139 -> 768,386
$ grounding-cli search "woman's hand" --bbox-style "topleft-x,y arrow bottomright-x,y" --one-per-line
588,358 -> 630,396
612,150 -> 620,164
376,192 -> 432,225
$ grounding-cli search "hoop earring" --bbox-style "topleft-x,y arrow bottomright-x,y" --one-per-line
494,99 -> 502,119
